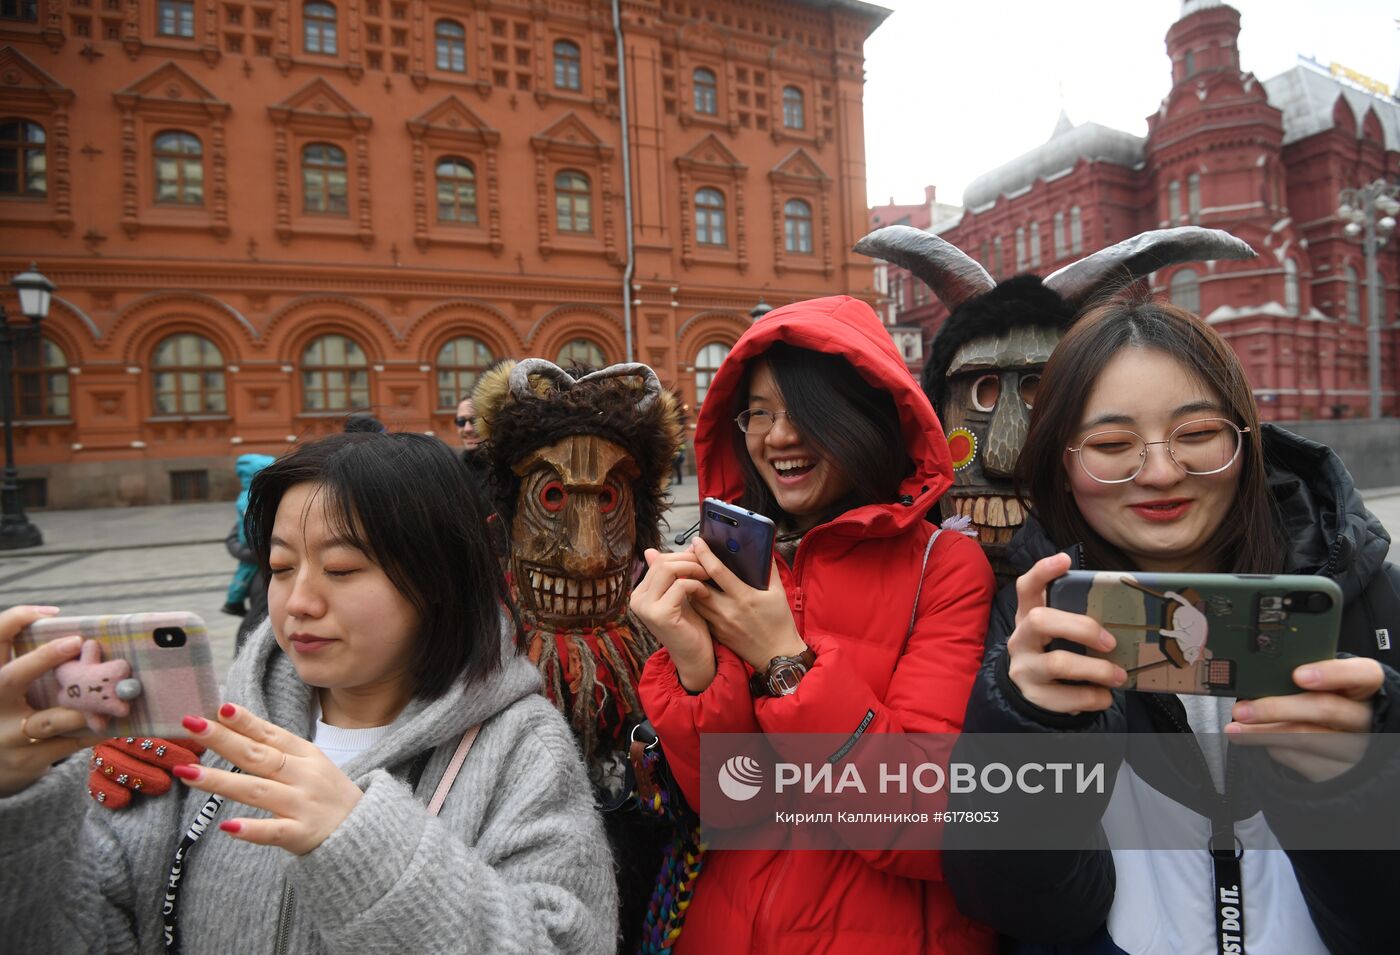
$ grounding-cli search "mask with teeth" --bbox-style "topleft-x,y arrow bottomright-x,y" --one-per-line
855,224 -> 1258,581
472,358 -> 683,783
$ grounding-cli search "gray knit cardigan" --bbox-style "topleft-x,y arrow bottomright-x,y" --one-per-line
0,621 -> 618,954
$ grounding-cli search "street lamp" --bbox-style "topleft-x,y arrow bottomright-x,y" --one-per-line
0,264 -> 55,549
1337,181 -> 1399,419
750,297 -> 773,321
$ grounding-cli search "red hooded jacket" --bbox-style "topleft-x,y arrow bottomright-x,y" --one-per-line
639,296 -> 996,953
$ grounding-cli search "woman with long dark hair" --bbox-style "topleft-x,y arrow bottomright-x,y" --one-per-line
631,295 -> 997,952
0,432 -> 615,953
945,297 -> 1400,954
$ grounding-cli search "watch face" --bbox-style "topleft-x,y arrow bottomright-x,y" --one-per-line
768,662 -> 807,696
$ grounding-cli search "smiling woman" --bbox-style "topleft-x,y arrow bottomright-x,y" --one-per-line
0,432 -> 617,954
631,295 -> 997,953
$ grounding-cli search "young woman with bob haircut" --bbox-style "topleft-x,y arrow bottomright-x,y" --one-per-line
632,295 -> 998,953
945,296 -> 1400,954
0,431 -> 616,954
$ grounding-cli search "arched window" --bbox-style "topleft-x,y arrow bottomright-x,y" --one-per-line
1168,180 -> 1181,223
1053,211 -> 1065,259
693,68 -> 718,115
1283,258 -> 1300,314
152,333 -> 226,414
695,187 -> 726,246
153,131 -> 203,206
302,334 -> 369,411
435,335 -> 494,410
0,119 -> 45,198
992,235 -> 1003,275
1188,172 -> 1201,224
436,157 -> 477,223
304,2 -> 337,55
553,40 -> 582,91
1169,269 -> 1200,314
694,341 -> 729,407
782,86 -> 805,129
557,338 -> 606,368
784,198 -> 813,254
302,143 -> 348,215
435,19 -> 466,72
1014,226 -> 1026,270
554,169 -> 591,233
14,335 -> 67,419
157,0 -> 194,37
1070,206 -> 1083,253
1345,265 -> 1361,323
1029,221 -> 1041,268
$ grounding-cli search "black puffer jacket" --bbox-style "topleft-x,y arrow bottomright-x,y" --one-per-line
944,425 -> 1400,953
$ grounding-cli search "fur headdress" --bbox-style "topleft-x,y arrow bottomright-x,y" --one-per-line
473,359 -> 684,558
854,225 -> 1257,412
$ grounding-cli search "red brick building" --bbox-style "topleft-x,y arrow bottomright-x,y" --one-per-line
874,0 -> 1400,421
0,0 -> 888,508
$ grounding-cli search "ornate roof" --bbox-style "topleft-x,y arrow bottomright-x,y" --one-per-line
1262,66 -> 1400,150
962,112 -> 1145,208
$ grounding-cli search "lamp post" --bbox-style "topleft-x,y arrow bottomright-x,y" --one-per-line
0,264 -> 54,549
1337,181 -> 1399,419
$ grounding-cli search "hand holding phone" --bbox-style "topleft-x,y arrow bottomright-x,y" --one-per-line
1004,555 -> 1128,715
15,612 -> 220,738
0,605 -> 95,798
1045,569 -> 1342,698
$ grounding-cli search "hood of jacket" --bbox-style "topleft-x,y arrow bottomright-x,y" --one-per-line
227,616 -> 543,778
1003,424 -> 1390,601
693,295 -> 953,540
235,453 -> 277,491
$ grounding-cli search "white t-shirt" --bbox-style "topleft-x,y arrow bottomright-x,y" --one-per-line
1098,694 -> 1328,955
309,701 -> 394,769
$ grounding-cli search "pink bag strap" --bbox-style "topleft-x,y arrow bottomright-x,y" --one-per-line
426,723 -> 481,816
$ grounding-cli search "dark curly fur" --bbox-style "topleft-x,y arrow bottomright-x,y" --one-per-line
921,274 -> 1076,413
479,369 -> 681,559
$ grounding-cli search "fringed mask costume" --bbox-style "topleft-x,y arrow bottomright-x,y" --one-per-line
473,358 -> 682,792
856,225 -> 1256,579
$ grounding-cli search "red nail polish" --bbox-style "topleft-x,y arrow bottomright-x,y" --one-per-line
171,763 -> 200,781
219,703 -> 236,719
182,715 -> 209,734
219,820 -> 242,834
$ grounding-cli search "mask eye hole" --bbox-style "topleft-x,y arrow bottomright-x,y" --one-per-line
599,485 -> 619,513
540,481 -> 566,513
972,374 -> 1001,413
1018,374 -> 1041,409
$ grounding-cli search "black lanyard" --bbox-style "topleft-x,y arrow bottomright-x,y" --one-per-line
162,769 -> 240,953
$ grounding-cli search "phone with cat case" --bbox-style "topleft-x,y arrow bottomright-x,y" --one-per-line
1045,570 -> 1341,698
14,612 -> 219,737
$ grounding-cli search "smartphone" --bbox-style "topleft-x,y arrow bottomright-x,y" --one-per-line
699,498 -> 776,590
1044,570 -> 1342,698
14,612 -> 220,737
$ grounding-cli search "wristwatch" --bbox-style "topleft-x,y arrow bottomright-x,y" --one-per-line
749,649 -> 816,698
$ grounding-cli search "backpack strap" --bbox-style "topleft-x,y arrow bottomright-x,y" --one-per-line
427,723 -> 481,816
905,528 -> 944,644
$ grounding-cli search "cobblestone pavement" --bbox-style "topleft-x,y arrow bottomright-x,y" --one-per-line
3,474 -> 1392,688
0,474 -> 703,686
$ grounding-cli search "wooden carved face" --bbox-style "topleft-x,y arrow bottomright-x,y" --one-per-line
939,325 -> 1062,565
510,434 -> 640,627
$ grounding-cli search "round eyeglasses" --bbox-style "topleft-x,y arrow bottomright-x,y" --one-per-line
734,409 -> 797,435
1066,417 -> 1250,484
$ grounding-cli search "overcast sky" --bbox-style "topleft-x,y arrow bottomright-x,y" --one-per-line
862,0 -> 1400,209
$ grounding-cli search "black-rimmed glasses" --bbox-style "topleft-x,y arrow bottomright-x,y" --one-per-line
1067,417 -> 1249,484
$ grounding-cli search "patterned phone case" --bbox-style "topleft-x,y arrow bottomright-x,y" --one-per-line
15,612 -> 220,737
1045,571 -> 1343,697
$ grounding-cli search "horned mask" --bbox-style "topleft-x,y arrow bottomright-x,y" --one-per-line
856,225 -> 1256,576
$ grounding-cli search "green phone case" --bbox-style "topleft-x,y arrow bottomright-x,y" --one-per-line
1045,570 -> 1342,697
